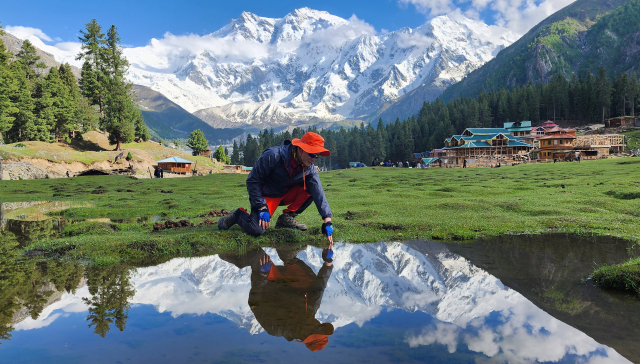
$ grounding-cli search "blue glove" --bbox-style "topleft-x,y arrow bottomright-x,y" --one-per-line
322,248 -> 334,263
260,261 -> 271,273
322,222 -> 333,236
325,249 -> 334,260
259,210 -> 271,223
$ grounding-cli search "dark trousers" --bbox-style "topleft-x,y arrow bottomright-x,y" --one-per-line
236,185 -> 313,236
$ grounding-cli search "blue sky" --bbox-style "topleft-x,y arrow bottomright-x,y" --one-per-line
2,0 -> 575,47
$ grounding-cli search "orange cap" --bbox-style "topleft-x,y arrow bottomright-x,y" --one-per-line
299,334 -> 330,352
292,132 -> 331,156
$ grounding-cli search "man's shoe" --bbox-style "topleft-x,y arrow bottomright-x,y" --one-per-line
218,209 -> 239,230
275,212 -> 307,231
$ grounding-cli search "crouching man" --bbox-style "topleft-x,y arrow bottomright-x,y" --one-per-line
218,132 -> 334,243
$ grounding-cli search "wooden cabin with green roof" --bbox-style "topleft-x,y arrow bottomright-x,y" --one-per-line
441,124 -> 533,167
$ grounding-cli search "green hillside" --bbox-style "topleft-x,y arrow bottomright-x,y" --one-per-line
134,85 -> 243,144
438,0 -> 632,102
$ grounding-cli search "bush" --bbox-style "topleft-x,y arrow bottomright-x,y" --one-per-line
126,152 -> 133,161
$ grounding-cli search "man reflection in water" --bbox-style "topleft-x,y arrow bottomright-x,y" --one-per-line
221,245 -> 335,352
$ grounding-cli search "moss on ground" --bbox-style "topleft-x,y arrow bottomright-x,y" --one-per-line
592,257 -> 640,294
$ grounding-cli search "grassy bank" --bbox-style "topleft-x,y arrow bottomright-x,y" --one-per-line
592,257 -> 640,294
0,131 -> 220,173
1,158 -> 639,280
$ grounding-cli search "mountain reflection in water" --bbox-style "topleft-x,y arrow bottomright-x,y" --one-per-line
0,239 -> 636,363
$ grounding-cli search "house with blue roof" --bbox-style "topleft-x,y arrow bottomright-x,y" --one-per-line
156,157 -> 194,174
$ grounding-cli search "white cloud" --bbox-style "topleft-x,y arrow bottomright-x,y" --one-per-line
299,15 -> 376,48
407,322 -> 460,353
397,32 -> 435,48
492,0 -> 576,36
5,25 -> 53,42
124,16 -> 376,72
398,0 -> 578,37
5,26 -> 83,67
14,313 -> 62,331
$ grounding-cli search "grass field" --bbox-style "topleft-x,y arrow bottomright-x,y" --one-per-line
1,158 -> 639,292
0,131 -> 221,172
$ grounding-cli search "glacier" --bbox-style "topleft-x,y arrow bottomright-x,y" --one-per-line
123,8 -> 515,128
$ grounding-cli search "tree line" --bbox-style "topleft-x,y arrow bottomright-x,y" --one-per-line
228,65 -> 638,170
0,20 -> 148,149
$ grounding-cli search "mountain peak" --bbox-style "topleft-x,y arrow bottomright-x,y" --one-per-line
124,7 -> 513,125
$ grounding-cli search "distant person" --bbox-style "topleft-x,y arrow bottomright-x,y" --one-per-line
463,159 -> 467,168
218,132 -> 334,245
405,160 -> 409,168
438,159 -> 442,168
220,246 -> 335,352
66,171 -> 70,178
372,157 -> 379,166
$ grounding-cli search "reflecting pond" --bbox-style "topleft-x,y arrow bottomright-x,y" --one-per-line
0,236 -> 638,363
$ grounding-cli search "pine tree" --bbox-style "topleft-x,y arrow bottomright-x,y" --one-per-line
0,34 -> 17,139
31,76 -> 55,141
44,67 -> 74,140
101,25 -> 138,150
15,40 -> 45,82
134,114 -> 149,141
187,129 -> 208,154
628,72 -> 638,118
595,66 -> 612,122
77,19 -> 106,118
243,134 -> 260,167
6,62 -> 36,142
213,145 -> 230,164
58,63 -> 83,135
230,140 -> 240,164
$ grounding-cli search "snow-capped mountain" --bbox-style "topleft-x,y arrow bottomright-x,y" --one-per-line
124,8 -> 515,129
15,242 -> 628,363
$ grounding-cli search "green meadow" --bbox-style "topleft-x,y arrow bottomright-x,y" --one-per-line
1,158 -> 639,292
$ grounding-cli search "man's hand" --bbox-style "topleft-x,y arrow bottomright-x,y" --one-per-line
322,242 -> 334,265
260,254 -> 272,274
322,218 -> 333,244
259,209 -> 271,230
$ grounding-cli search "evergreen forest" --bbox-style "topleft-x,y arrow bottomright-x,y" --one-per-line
232,66 -> 640,170
0,21 -> 148,149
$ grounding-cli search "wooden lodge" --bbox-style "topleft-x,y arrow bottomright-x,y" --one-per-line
156,157 -> 194,174
193,149 -> 211,157
222,165 -> 252,174
434,120 -> 627,166
605,116 -> 639,128
441,126 -> 533,167
575,134 -> 626,156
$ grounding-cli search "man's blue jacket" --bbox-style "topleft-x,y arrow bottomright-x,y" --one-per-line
246,140 -> 332,219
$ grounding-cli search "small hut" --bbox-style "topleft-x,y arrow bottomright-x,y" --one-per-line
223,165 -> 252,174
156,157 -> 193,174
605,116 -> 637,128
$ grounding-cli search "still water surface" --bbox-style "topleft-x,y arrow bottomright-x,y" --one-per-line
0,235 -> 637,363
